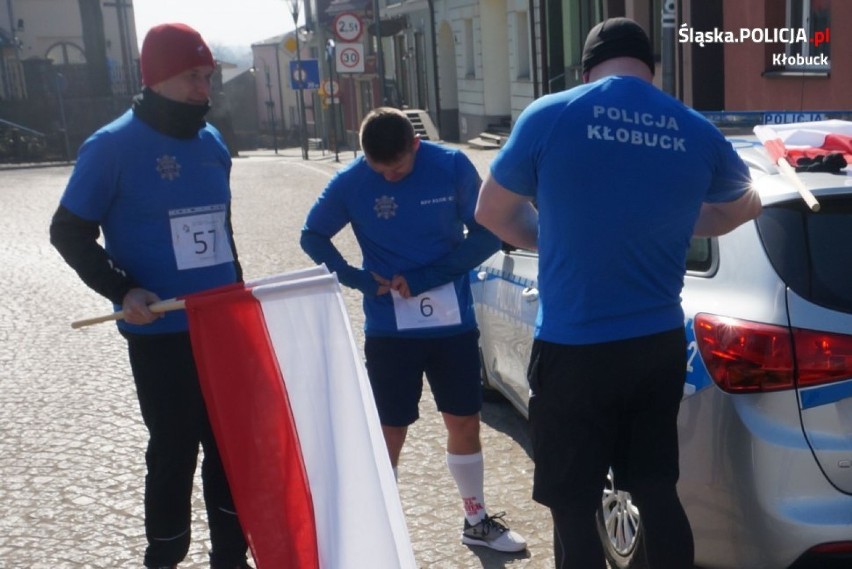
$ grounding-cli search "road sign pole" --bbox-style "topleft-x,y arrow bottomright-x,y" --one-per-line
327,39 -> 340,162
288,0 -> 309,160
371,0 -> 387,105
295,37 -> 309,160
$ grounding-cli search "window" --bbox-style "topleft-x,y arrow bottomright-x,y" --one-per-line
515,11 -> 530,80
757,197 -> 852,313
686,237 -> 715,273
565,0 -> 604,86
463,19 -> 475,78
46,42 -> 86,65
786,0 -> 831,69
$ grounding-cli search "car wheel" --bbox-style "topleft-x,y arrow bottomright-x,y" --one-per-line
596,469 -> 649,569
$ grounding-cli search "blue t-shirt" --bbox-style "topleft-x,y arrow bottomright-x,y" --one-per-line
304,141 -> 485,338
490,76 -> 751,345
60,110 -> 238,334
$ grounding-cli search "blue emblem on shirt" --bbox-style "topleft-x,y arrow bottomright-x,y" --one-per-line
374,195 -> 398,219
156,155 -> 181,181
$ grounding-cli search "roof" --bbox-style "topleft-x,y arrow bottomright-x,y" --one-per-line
252,32 -> 290,47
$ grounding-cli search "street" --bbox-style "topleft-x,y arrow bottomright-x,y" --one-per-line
0,147 -> 555,568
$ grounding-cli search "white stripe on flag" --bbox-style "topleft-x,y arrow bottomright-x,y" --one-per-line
769,119 -> 852,148
246,264 -> 330,287
252,273 -> 417,569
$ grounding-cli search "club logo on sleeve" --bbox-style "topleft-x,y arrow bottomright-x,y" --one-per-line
374,195 -> 398,219
156,155 -> 181,180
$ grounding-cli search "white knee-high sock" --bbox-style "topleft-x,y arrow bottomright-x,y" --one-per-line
447,451 -> 487,525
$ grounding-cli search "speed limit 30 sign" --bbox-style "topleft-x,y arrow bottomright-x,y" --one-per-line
335,42 -> 365,73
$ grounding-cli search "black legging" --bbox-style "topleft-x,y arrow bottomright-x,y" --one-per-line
125,331 -> 248,568
551,492 -> 606,569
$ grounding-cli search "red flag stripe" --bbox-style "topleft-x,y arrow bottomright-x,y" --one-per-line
185,286 -> 320,569
785,133 -> 852,163
756,120 -> 852,165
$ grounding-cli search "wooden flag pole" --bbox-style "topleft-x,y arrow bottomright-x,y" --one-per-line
753,125 -> 821,212
775,156 -> 821,212
71,298 -> 186,329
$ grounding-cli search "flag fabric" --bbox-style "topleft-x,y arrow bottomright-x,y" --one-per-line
183,266 -> 416,569
754,120 -> 852,165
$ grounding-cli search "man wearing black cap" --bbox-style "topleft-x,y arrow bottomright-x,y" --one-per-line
475,17 -> 761,569
50,23 -> 250,569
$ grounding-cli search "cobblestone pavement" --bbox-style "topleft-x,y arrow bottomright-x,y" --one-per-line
0,145 -> 556,568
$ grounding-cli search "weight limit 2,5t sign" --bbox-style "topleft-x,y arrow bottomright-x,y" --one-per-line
333,12 -> 363,42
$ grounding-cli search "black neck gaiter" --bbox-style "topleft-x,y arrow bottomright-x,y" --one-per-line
132,87 -> 210,139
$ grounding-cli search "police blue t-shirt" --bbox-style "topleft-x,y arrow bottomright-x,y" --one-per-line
60,110 -> 238,334
304,141 -> 481,338
490,76 -> 751,345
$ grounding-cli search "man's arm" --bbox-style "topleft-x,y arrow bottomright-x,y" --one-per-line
49,205 -> 138,305
300,174 -> 390,296
392,151 -> 501,298
395,218 -> 500,297
474,173 -> 539,251
49,205 -> 166,325
300,229 -> 388,295
225,203 -> 243,282
693,188 -> 762,237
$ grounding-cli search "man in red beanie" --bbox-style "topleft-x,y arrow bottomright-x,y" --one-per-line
50,23 -> 251,569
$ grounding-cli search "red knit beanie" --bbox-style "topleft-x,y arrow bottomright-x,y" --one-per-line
140,23 -> 215,87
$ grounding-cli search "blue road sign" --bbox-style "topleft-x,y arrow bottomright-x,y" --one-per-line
289,59 -> 320,90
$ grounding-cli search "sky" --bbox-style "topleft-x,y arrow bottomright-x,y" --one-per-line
133,0 -> 298,50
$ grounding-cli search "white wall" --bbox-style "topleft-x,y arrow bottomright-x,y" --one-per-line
5,0 -> 138,63
433,0 -> 543,134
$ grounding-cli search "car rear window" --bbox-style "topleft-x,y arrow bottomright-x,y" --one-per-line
756,196 -> 852,313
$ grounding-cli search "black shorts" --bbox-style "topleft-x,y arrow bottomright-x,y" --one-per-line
527,327 -> 686,510
364,329 -> 483,427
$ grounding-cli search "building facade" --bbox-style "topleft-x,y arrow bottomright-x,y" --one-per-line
723,0 -> 848,112
2,0 -> 848,159
1,0 -> 140,160
421,0 -> 849,142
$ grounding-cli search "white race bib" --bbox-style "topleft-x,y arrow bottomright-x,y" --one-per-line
169,204 -> 234,270
392,282 -> 462,330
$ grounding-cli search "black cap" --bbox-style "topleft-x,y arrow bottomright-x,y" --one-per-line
581,17 -> 655,75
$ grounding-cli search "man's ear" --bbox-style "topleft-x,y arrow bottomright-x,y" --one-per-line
412,136 -> 421,151
582,72 -> 590,84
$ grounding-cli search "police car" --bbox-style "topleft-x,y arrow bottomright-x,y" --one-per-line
471,130 -> 852,568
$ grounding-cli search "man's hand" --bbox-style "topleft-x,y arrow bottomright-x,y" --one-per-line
371,272 -> 392,296
122,288 -> 164,325
390,274 -> 411,298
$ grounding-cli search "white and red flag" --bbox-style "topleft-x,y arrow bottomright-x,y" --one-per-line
752,120 -> 852,212
754,119 -> 852,165
183,266 -> 415,569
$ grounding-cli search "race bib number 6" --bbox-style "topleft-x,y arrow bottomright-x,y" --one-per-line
392,282 -> 462,330
169,204 -> 234,270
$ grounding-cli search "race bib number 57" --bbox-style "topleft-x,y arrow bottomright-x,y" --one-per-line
169,204 -> 234,270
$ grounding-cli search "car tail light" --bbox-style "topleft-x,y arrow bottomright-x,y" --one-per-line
793,327 -> 852,387
694,314 -> 852,393
807,541 -> 852,555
